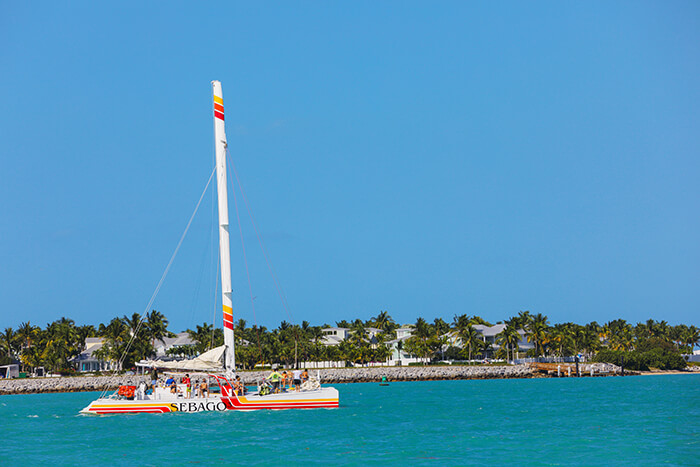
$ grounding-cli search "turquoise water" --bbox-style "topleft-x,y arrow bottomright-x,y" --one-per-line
1,375 -> 698,466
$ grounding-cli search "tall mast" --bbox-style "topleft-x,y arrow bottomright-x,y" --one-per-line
212,80 -> 235,372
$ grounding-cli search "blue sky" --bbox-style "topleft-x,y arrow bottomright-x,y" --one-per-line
1,2 -> 698,332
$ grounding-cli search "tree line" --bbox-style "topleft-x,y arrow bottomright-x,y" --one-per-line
1,310 -> 697,373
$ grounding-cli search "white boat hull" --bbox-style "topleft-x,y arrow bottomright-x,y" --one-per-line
81,387 -> 339,414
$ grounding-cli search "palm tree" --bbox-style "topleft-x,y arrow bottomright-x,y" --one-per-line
681,325 -> 700,353
92,345 -> 111,371
372,311 -> 395,333
349,319 -> 367,345
452,314 -> 473,331
146,310 -> 172,351
433,318 -> 450,360
396,340 -> 404,365
1,327 -> 17,360
458,324 -> 481,363
656,320 -> 670,341
496,324 -> 520,362
122,313 -> 143,338
471,316 -> 492,326
17,321 -> 36,350
412,318 -> 433,363
76,325 -> 96,347
309,326 -> 325,363
41,318 -> 81,371
526,314 -> 549,358
21,345 -> 42,372
188,323 -> 215,354
119,312 -> 154,363
581,322 -> 602,357
517,311 -> 532,329
549,324 -> 572,357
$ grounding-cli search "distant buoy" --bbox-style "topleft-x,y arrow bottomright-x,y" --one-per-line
379,376 -> 389,386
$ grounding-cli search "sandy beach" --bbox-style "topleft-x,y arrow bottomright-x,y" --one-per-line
639,369 -> 700,376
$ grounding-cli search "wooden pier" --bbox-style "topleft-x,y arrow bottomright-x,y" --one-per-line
528,362 -> 630,377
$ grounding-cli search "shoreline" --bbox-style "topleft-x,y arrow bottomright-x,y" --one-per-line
0,364 -> 600,395
1,365 -> 696,396
0,365 -> 534,395
0,365 -> 628,395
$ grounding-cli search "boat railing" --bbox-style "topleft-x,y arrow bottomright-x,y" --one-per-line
255,370 -> 324,395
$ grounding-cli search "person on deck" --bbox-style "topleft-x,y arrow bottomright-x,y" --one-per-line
235,376 -> 247,395
150,366 -> 158,387
268,369 -> 282,393
182,374 -> 191,398
292,369 -> 302,391
232,376 -> 243,396
301,369 -> 309,383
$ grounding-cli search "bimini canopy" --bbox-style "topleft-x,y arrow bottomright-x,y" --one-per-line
137,345 -> 226,372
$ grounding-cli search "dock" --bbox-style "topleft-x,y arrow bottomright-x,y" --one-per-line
528,362 -> 631,377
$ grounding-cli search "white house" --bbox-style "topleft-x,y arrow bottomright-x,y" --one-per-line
73,337 -> 109,372
320,327 -> 350,346
446,324 -> 533,359
153,332 -> 197,357
386,326 -> 425,366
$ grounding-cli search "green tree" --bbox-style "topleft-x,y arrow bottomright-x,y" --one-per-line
458,324 -> 482,362
146,310 -> 173,353
526,313 -> 549,358
17,322 -> 40,371
371,311 -> 396,334
496,323 -> 520,362
0,327 -> 17,361
681,325 -> 700,353
188,323 -> 210,353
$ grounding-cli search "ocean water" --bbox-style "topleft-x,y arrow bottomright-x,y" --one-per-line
1,375 -> 698,466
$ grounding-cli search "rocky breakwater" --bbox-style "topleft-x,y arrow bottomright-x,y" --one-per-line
318,364 -> 536,383
0,375 -> 151,395
237,364 -> 536,385
0,365 -> 536,395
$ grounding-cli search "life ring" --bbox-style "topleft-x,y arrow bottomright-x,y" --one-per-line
118,385 -> 136,398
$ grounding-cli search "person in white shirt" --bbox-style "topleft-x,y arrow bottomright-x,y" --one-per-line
292,369 -> 302,391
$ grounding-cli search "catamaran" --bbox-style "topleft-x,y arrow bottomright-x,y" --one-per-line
80,81 -> 339,414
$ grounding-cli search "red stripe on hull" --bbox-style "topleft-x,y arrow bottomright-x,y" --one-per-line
89,407 -> 172,414
223,396 -> 338,411
214,110 -> 224,120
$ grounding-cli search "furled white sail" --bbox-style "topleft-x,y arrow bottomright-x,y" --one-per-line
143,345 -> 226,371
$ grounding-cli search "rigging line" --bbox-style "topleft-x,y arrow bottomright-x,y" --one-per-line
99,166 -> 217,397
186,216 -> 213,328
226,151 -> 295,324
226,150 -> 299,358
225,150 -> 262,357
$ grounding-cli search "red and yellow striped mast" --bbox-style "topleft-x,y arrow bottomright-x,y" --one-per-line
212,80 -> 235,372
